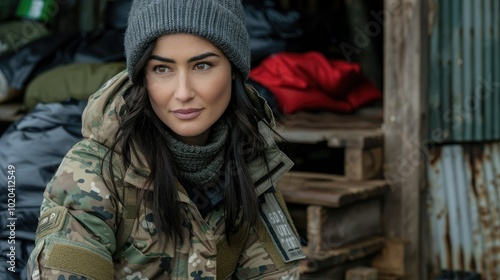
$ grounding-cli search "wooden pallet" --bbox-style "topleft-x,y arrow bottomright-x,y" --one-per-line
278,171 -> 389,208
370,238 -> 410,279
299,236 -> 386,274
280,111 -> 383,130
276,123 -> 384,181
345,267 -> 378,280
300,258 -> 372,279
280,171 -> 388,255
288,198 -> 383,252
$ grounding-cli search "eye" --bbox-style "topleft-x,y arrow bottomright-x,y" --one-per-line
194,63 -> 212,71
153,65 -> 170,74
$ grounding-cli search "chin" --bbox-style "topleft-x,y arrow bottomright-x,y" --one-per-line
172,127 -> 206,138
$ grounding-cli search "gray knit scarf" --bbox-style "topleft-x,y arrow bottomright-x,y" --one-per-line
165,120 -> 228,190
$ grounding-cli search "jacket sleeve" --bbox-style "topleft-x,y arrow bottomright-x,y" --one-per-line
27,139 -> 119,280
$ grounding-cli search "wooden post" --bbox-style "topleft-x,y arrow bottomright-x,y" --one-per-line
383,0 -> 429,280
371,238 -> 409,277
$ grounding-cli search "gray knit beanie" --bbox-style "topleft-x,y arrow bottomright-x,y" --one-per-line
125,0 -> 250,80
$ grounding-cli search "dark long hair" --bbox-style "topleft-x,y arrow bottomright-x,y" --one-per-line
104,42 -> 269,244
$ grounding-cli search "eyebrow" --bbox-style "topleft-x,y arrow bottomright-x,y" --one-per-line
149,52 -> 220,63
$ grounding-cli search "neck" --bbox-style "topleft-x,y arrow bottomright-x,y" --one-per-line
165,120 -> 228,189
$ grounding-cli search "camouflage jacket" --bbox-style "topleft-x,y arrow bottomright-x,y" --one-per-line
27,71 -> 305,280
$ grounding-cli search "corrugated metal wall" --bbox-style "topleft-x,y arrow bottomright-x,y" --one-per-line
428,0 -> 500,142
427,1 -> 500,277
427,143 -> 500,279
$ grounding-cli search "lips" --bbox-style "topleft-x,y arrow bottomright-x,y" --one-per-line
172,108 -> 203,120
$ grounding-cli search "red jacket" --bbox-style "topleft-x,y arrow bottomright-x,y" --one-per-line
250,51 -> 382,114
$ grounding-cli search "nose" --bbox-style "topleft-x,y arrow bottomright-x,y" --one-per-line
174,72 -> 195,103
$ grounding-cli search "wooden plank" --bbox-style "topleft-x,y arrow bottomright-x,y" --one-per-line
377,274 -> 405,280
307,199 -> 382,252
345,267 -> 378,280
371,238 -> 409,277
281,111 -> 383,130
278,172 -> 389,207
300,236 -> 385,271
277,127 -> 384,149
300,258 -> 371,279
383,0 -> 427,279
284,171 -> 350,182
345,146 -> 383,180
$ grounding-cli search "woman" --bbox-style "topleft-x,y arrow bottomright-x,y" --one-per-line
27,0 -> 304,279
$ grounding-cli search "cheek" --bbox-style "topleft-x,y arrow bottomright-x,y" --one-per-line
146,80 -> 167,107
147,89 -> 160,108
206,75 -> 232,103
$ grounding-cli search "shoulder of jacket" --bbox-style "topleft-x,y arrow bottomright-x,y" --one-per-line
82,70 -> 132,148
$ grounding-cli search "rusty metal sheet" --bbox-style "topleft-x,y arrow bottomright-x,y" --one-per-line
428,0 -> 442,141
483,0 -> 493,140
427,145 -> 449,268
470,144 -> 494,277
463,145 -> 486,274
430,0 -> 499,142
451,145 -> 473,272
482,144 -> 500,276
442,146 -> 464,270
493,1 -> 500,139
472,0 -> 483,140
462,0 -> 473,140
426,144 -> 500,277
440,0 -> 452,140
451,0 -> 464,141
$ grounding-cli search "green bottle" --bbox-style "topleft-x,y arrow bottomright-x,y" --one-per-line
15,0 -> 58,23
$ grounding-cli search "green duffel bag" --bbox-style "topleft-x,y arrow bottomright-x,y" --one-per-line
24,62 -> 126,111
0,20 -> 49,56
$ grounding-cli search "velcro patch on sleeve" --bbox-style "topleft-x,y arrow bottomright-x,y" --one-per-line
259,191 -> 305,262
35,206 -> 68,243
46,242 -> 113,280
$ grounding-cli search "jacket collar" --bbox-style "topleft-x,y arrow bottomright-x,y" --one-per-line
123,121 -> 294,199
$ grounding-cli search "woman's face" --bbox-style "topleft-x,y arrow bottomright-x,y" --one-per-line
146,34 -> 232,146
